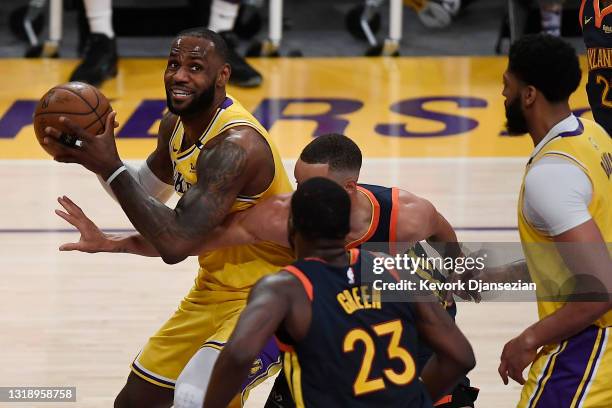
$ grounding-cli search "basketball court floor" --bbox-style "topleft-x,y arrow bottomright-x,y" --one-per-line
0,56 -> 594,407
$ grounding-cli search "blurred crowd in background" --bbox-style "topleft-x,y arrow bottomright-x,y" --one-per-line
6,0 -> 575,89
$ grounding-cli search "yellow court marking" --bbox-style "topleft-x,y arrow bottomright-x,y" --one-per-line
0,57 -> 593,159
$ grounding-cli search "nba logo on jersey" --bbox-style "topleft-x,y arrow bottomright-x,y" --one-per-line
347,267 -> 355,284
173,170 -> 192,194
250,358 -> 263,376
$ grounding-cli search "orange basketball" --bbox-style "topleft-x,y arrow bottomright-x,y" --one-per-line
33,82 -> 112,157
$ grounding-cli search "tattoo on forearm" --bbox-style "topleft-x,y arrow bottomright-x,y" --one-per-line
110,140 -> 248,257
172,141 -> 248,240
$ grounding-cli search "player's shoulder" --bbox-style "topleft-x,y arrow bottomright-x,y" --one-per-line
255,269 -> 307,297
394,189 -> 438,241
523,157 -> 593,219
358,183 -> 392,196
217,125 -> 269,151
364,184 -> 421,205
397,189 -> 435,213
200,125 -> 268,160
581,118 -> 611,140
525,156 -> 587,192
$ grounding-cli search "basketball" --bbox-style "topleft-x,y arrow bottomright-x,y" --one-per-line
33,82 -> 112,157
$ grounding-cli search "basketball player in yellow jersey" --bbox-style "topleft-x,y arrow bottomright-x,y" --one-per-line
42,28 -> 293,408
496,35 -> 612,407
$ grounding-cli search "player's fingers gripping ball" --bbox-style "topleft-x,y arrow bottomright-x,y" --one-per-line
33,82 -> 112,157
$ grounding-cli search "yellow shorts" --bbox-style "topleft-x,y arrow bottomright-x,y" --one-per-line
130,286 -> 281,405
518,326 -> 612,408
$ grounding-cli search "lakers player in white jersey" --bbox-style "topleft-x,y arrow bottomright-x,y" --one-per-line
492,35 -> 612,407
42,28 -> 293,408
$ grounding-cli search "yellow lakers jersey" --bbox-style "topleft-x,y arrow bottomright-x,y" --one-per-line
518,118 -> 612,327
169,95 -> 294,299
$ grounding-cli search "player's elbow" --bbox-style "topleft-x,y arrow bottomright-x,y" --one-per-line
460,345 -> 477,373
161,255 -> 186,265
155,234 -> 197,264
159,247 -> 189,265
456,340 -> 477,373
445,342 -> 476,374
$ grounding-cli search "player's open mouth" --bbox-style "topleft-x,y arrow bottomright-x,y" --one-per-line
171,88 -> 193,101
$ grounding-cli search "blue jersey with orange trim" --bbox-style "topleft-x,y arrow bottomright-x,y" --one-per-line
346,184 -> 399,250
276,249 -> 432,408
580,0 -> 612,134
353,184 -> 398,245
347,183 -> 457,371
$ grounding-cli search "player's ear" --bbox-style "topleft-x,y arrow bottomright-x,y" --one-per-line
217,63 -> 231,87
523,85 -> 537,107
344,179 -> 358,195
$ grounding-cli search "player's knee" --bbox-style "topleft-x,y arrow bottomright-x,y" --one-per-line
174,382 -> 206,408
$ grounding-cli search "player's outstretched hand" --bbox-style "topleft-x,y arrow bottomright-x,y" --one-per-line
444,248 -> 491,305
43,112 -> 124,180
55,196 -> 112,253
445,270 -> 482,305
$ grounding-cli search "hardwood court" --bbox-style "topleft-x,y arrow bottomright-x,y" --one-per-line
0,56 -> 578,407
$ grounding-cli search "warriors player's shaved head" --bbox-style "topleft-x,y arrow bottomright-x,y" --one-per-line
294,134 -> 362,190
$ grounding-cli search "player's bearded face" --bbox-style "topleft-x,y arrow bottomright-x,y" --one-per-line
164,37 -> 218,117
166,81 -> 216,116
505,94 -> 529,136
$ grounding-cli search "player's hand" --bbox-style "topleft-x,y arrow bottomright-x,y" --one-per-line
43,112 -> 124,180
444,248 -> 490,305
498,332 -> 537,385
445,270 -> 482,305
55,196 -> 113,253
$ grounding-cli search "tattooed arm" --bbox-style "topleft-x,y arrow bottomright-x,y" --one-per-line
55,195 -> 289,256
106,129 -> 271,264
44,109 -> 274,262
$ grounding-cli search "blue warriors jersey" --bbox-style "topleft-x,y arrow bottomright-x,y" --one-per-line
276,249 -> 433,408
346,183 -> 457,371
346,184 -> 400,248
580,0 -> 612,134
